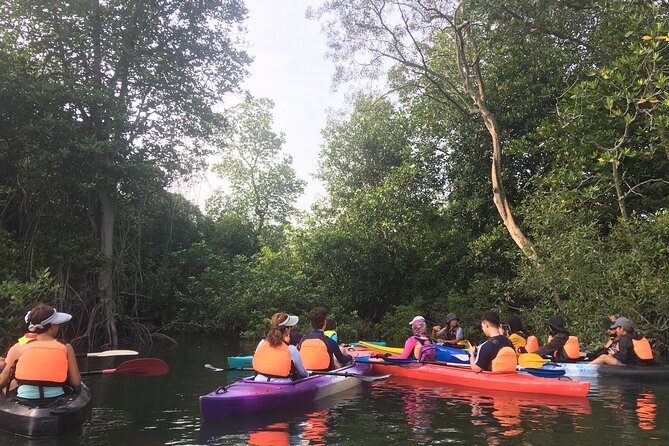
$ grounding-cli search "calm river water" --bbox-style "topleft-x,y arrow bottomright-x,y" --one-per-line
2,334 -> 667,445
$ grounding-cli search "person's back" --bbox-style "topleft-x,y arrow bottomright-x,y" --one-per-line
533,315 -> 580,360
469,311 -> 515,372
632,333 -> 654,364
299,307 -> 352,371
253,313 -> 308,382
323,319 -> 338,343
0,304 -> 80,399
506,315 -> 528,352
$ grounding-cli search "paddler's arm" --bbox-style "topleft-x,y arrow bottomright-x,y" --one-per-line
326,337 -> 353,365
388,337 -> 417,360
66,343 -> 81,389
612,336 -> 633,364
468,346 -> 482,372
0,343 -> 20,390
533,334 -> 566,358
289,345 -> 309,378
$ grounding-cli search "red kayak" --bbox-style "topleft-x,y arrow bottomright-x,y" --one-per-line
370,361 -> 589,397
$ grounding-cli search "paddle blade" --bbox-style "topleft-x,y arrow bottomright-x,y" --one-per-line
520,367 -> 566,378
84,349 -> 139,358
113,358 -> 170,377
518,353 -> 550,369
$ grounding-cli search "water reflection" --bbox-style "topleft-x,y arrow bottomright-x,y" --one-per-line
384,377 -> 591,445
637,392 -> 656,431
403,386 -> 437,443
199,387 -> 362,445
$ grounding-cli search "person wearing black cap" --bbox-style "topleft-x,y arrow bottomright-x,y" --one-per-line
432,313 -> 464,346
520,315 -> 580,360
590,317 -> 637,365
585,317 -> 619,360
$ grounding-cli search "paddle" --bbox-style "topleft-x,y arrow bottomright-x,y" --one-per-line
518,366 -> 566,379
205,363 -> 254,372
356,358 -> 469,368
459,340 -> 473,350
203,364 -> 388,382
81,358 -> 169,377
518,353 -> 550,369
309,371 -> 391,382
76,349 -> 139,358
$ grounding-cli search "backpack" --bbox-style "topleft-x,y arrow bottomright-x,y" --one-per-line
418,344 -> 436,362
413,336 -> 437,362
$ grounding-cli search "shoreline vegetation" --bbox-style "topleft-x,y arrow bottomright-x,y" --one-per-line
1,2 -> 667,356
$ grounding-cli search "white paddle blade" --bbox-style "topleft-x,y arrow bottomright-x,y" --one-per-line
86,349 -> 139,357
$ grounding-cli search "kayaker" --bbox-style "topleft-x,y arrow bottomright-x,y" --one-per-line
289,329 -> 303,347
0,303 -> 80,399
506,315 -> 539,354
519,315 -> 580,360
252,312 -> 309,382
299,307 -> 353,371
586,318 -> 619,360
324,319 -> 338,343
589,317 -> 653,366
385,316 -> 436,362
589,317 -> 634,365
432,313 -> 464,346
468,311 -> 515,372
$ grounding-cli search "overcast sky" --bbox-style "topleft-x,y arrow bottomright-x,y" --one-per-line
185,0 -> 347,212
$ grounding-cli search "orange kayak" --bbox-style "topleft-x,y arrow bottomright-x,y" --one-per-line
370,361 -> 589,398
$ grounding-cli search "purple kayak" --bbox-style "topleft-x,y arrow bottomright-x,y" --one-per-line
199,362 -> 373,421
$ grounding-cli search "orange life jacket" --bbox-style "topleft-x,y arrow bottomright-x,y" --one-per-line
299,335 -> 333,371
525,336 -> 539,353
252,341 -> 292,378
492,347 -> 518,373
633,337 -> 653,361
547,335 -> 580,359
605,338 -> 613,349
14,340 -> 68,385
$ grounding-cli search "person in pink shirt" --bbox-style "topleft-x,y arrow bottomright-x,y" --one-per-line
384,316 -> 436,361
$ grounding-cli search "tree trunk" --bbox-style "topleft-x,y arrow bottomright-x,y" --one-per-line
478,105 -> 539,262
612,161 -> 628,220
98,190 -> 118,347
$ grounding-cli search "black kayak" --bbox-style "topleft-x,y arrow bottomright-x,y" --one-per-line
0,383 -> 92,438
547,362 -> 669,381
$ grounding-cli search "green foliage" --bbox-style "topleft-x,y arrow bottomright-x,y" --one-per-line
209,98 -> 306,238
0,269 -> 58,345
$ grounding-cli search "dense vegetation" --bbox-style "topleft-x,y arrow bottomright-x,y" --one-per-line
1,1 -> 667,354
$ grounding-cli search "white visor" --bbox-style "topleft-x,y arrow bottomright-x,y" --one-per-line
26,308 -> 72,332
279,315 -> 299,327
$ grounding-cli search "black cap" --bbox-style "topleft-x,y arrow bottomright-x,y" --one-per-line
548,315 -> 565,331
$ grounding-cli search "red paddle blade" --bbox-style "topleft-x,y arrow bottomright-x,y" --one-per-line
112,358 -> 170,377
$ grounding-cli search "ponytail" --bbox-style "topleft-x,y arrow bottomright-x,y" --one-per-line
266,313 -> 291,347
